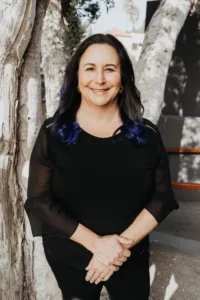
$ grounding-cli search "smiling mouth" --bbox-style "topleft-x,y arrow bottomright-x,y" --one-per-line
90,88 -> 110,91
90,88 -> 110,95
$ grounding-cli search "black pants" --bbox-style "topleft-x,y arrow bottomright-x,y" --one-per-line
44,248 -> 150,300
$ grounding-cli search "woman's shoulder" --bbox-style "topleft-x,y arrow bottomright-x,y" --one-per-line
43,117 -> 54,129
142,118 -> 166,155
39,117 -> 55,141
142,118 -> 163,147
142,118 -> 158,134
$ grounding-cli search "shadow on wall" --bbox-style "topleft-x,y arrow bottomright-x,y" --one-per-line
163,12 -> 200,117
158,115 -> 200,186
157,115 -> 183,186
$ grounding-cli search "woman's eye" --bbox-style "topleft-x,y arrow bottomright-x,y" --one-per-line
86,67 -> 94,71
105,68 -> 114,72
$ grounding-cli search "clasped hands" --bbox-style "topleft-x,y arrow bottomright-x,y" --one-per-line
85,234 -> 132,285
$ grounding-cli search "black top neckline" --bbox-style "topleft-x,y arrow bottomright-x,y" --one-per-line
78,125 -> 123,140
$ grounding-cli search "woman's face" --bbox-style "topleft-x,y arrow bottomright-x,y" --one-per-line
78,43 -> 121,108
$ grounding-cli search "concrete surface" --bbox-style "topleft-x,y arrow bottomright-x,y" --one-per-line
149,244 -> 200,300
154,200 -> 200,244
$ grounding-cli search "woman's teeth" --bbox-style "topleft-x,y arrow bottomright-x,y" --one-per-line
93,89 -> 108,91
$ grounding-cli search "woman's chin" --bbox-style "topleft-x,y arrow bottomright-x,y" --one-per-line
91,100 -> 112,107
81,94 -> 117,107
90,96 -> 116,107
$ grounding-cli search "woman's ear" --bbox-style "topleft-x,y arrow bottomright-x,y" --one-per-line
119,86 -> 124,94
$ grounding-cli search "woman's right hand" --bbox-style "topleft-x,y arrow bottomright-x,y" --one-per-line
85,255 -> 119,284
92,234 -> 132,266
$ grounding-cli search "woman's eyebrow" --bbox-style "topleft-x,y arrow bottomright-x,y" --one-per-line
84,63 -> 118,68
105,64 -> 117,68
84,63 -> 95,66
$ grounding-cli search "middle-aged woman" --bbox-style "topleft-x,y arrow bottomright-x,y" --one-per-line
25,33 -> 179,300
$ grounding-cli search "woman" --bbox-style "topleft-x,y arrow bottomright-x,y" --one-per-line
24,33 -> 179,300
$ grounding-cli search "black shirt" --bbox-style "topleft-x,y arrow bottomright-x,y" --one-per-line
24,117 -> 179,269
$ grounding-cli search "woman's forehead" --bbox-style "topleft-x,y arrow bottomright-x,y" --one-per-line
79,44 -> 120,66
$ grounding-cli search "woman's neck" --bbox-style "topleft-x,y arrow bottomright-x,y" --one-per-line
76,101 -> 121,126
75,101 -> 123,137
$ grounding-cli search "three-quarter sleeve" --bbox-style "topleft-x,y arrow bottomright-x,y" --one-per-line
24,119 -> 79,238
145,127 -> 179,223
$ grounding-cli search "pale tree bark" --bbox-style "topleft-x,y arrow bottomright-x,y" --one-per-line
41,0 -> 69,117
0,2 -> 36,299
18,1 -> 62,300
136,0 -> 194,124
0,0 -> 61,299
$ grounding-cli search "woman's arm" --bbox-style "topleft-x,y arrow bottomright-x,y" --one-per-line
24,119 -> 79,238
120,125 -> 179,248
120,208 -> 158,249
70,224 -> 132,264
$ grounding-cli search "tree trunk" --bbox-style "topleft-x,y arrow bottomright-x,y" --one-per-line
41,0 -> 69,118
0,2 -> 36,299
19,1 -> 62,299
0,1 -> 61,299
136,0 -> 193,124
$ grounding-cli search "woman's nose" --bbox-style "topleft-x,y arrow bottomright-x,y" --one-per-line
94,70 -> 105,84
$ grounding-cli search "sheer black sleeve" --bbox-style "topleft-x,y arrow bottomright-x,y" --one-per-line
24,119 -> 79,238
145,125 -> 179,223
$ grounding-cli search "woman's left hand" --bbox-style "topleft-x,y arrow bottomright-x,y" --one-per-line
85,256 -> 119,284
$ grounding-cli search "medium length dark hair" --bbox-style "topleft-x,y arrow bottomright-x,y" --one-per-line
50,33 -> 147,145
